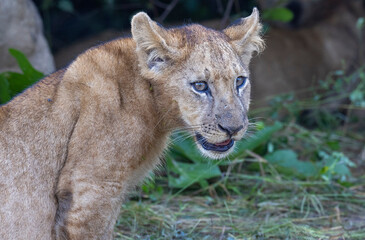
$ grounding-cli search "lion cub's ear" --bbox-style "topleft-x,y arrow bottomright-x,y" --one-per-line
131,12 -> 180,75
223,8 -> 265,65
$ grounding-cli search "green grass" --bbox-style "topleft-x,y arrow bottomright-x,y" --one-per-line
114,173 -> 365,239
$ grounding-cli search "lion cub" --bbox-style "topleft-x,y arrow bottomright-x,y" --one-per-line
0,9 -> 263,239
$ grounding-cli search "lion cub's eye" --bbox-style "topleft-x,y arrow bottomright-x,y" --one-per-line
191,81 -> 209,92
236,76 -> 248,89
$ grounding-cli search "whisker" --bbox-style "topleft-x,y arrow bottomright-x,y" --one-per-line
152,104 -> 176,132
162,124 -> 201,132
248,117 -> 265,121
170,131 -> 195,143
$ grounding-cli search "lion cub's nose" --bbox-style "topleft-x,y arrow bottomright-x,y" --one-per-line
218,124 -> 243,137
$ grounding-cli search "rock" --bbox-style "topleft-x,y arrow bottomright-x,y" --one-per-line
0,0 -> 55,74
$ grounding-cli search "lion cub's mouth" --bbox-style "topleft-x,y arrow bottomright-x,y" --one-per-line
195,133 -> 234,152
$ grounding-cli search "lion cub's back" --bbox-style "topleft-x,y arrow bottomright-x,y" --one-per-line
0,70 -> 73,239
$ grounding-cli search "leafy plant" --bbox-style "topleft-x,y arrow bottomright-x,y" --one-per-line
318,151 -> 355,182
165,122 -> 283,189
0,48 -> 44,104
262,7 -> 294,22
349,69 -> 365,107
264,149 -> 318,178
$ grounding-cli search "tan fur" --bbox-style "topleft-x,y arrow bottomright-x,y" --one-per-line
0,9 -> 263,240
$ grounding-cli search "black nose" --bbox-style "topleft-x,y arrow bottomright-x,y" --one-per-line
218,124 -> 243,136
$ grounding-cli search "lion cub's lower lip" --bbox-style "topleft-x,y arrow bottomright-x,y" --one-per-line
196,133 -> 234,152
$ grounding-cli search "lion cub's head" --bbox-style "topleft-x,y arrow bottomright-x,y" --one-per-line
131,9 -> 264,159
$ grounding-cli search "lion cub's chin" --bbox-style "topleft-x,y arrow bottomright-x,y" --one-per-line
195,143 -> 235,159
194,133 -> 236,159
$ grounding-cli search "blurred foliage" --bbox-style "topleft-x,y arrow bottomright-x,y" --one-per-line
164,116 -> 357,192
262,7 -> 293,22
0,49 -> 45,104
166,122 -> 283,189
32,0 -> 294,51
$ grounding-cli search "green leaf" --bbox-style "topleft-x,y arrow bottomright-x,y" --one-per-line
350,88 -> 365,107
41,0 -> 53,10
356,17 -> 364,30
58,0 -> 74,13
183,0 -> 199,13
169,132 -> 210,163
326,140 -> 340,151
166,155 -> 221,189
8,48 -> 44,83
255,121 -> 265,130
3,72 -> 31,95
318,151 -> 354,181
265,149 -> 319,178
230,121 -> 283,159
0,74 -> 11,104
262,7 -> 294,22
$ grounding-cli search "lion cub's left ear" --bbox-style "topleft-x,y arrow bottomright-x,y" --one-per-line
131,12 -> 180,76
223,8 -> 265,65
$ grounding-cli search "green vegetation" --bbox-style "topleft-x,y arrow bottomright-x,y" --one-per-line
0,49 -> 44,104
116,179 -> 365,239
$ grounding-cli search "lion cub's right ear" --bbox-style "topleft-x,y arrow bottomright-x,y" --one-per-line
131,12 -> 180,76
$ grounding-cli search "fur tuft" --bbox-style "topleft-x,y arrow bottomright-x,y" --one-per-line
223,8 -> 265,65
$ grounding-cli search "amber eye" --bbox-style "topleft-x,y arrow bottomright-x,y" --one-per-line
191,81 -> 209,92
236,76 -> 248,89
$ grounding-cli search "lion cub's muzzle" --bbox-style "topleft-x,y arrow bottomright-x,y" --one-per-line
194,112 -> 248,157
218,124 -> 244,137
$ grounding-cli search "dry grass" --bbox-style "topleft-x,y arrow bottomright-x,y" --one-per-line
114,173 -> 365,240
